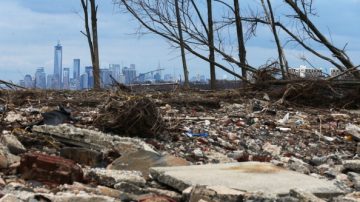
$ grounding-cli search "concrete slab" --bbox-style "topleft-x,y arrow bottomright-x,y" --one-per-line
150,162 -> 343,197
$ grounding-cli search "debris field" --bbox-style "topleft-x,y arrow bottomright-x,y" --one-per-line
0,89 -> 360,202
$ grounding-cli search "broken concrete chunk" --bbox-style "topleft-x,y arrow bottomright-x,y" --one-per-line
0,194 -> 22,202
0,144 -> 20,169
343,160 -> 360,172
4,111 -> 25,123
0,134 -> 26,155
32,124 -> 158,155
108,149 -> 189,179
18,152 -> 83,185
84,168 -> 146,187
288,157 -> 311,174
289,189 -> 326,202
150,162 -> 342,196
185,185 -> 245,202
347,172 -> 360,191
262,142 -> 281,156
346,124 -> 360,141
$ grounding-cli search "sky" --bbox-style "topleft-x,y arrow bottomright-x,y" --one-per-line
0,0 -> 359,83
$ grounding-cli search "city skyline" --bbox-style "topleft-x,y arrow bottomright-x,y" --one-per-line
0,0 -> 359,83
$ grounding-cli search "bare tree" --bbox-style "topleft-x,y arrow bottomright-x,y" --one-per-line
175,0 -> 190,88
116,0 -> 255,82
81,0 -> 101,89
233,0 -> 247,79
260,0 -> 288,78
207,0 -> 216,89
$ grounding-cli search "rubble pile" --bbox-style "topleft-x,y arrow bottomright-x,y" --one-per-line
0,89 -> 360,201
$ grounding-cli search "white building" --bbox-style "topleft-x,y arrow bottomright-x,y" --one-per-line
289,65 -> 322,78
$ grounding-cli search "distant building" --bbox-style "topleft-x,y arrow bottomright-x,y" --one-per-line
53,41 -> 63,89
289,65 -> 322,78
154,72 -> 162,82
85,66 -> 94,89
100,68 -> 112,88
35,67 -> 46,89
122,66 -> 137,84
80,73 -> 89,89
73,59 -> 80,79
46,74 -> 53,89
330,68 -> 353,80
19,80 -> 25,87
119,74 -> 126,84
109,64 -> 121,82
24,74 -> 33,88
63,68 -> 70,90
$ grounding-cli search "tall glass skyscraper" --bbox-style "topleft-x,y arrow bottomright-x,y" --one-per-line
53,41 -> 63,89
63,68 -> 70,90
73,59 -> 80,80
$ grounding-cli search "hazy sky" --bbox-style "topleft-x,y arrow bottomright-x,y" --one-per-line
0,0 -> 359,82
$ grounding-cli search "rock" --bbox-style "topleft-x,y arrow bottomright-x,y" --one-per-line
288,157 -> 311,174
108,149 -> 189,178
311,156 -> 328,166
193,148 -> 204,158
32,124 -> 158,155
205,151 -> 235,163
333,192 -> 360,202
150,162 -> 342,197
347,172 -> 360,191
0,177 -> 5,187
262,142 -> 281,156
137,195 -> 177,202
84,168 -> 146,187
4,111 -> 25,123
0,194 -> 22,202
0,144 -> 20,169
343,160 -> 360,172
346,124 -> 360,141
60,147 -> 104,167
44,192 -> 121,202
289,189 -> 326,202
18,152 -> 83,185
185,185 -> 245,202
0,135 -> 26,155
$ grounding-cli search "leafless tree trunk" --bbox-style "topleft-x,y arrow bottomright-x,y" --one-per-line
175,0 -> 190,88
207,0 -> 216,90
260,0 -> 288,79
233,0 -> 247,79
81,0 -> 101,89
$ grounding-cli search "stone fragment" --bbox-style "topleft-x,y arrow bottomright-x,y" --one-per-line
84,168 -> 146,187
32,124 -> 157,154
290,189 -> 326,202
0,144 -> 20,169
346,124 -> 360,141
18,152 -> 83,185
343,160 -> 360,172
0,135 -> 26,155
60,147 -> 103,167
185,185 -> 245,202
0,177 -> 5,187
347,172 -> 360,191
4,112 -> 25,123
150,162 -> 342,196
262,142 -> 281,156
137,195 -> 177,202
288,157 -> 311,174
0,194 -> 22,202
108,150 -> 189,178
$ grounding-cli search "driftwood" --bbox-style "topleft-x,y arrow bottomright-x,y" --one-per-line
0,80 -> 26,89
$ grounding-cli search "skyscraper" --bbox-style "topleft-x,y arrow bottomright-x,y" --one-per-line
53,41 -> 63,89
100,68 -> 112,88
73,59 -> 80,80
24,75 -> 33,88
122,65 -> 137,84
35,67 -> 46,89
63,68 -> 70,90
109,64 -> 121,82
